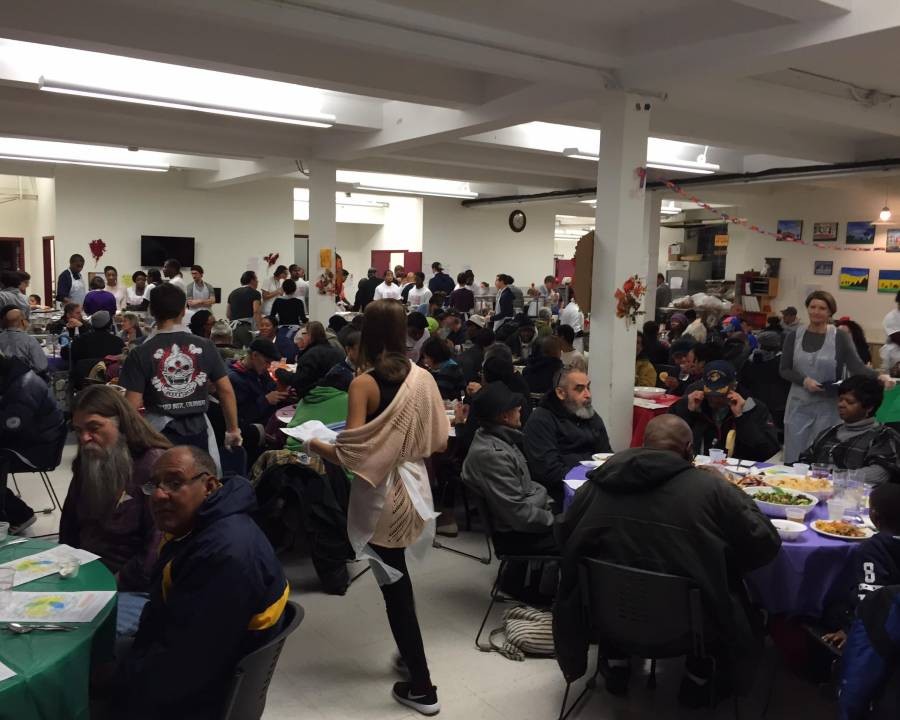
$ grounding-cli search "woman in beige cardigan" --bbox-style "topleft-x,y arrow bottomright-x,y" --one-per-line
311,299 -> 448,716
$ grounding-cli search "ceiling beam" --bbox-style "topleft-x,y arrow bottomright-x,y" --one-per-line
316,84 -> 583,161
185,159 -> 302,190
730,0 -> 851,21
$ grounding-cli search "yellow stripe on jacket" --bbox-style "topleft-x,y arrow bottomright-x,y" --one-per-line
248,582 -> 290,631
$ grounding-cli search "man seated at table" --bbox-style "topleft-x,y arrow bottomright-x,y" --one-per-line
227,338 -> 289,464
462,382 -> 557,556
669,360 -> 781,462
69,310 -> 126,387
523,335 -> 563,395
506,319 -> 539,362
524,367 -> 611,504
555,415 -> 781,706
60,385 -> 172,591
0,305 -> 47,375
800,375 -> 900,485
118,446 -> 289,719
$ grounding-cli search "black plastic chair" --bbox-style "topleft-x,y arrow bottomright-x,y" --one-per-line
558,559 -> 716,720
472,497 -> 558,652
5,433 -> 66,515
219,600 -> 305,720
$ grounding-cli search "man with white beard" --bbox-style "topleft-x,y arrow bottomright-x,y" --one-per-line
59,385 -> 172,591
523,367 -> 612,504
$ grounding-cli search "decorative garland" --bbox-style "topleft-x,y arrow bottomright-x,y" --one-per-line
89,238 -> 106,265
661,176 -> 886,252
614,275 -> 645,327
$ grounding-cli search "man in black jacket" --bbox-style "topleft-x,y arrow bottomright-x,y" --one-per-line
669,360 -> 780,461
352,268 -> 380,312
523,367 -> 611,503
428,261 -> 454,296
555,415 -> 780,706
119,446 -> 289,719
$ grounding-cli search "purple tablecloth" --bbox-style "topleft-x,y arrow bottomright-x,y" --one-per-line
562,464 -> 859,618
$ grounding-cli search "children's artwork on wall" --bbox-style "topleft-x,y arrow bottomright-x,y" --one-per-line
814,260 -> 833,276
839,266 -> 869,291
878,270 -> 900,294
812,222 -> 838,241
776,219 -> 803,242
887,229 -> 900,253
846,221 -> 876,244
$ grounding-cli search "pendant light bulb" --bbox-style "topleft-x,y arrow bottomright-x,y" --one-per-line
880,206 -> 892,222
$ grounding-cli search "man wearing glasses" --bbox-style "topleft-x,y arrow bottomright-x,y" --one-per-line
117,445 -> 288,719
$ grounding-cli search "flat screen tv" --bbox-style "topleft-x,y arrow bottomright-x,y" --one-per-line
140,235 -> 195,267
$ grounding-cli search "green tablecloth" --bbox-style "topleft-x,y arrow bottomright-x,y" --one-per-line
0,540 -> 117,720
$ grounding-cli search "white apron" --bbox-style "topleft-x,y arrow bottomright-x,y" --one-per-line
783,325 -> 840,463
68,270 -> 86,305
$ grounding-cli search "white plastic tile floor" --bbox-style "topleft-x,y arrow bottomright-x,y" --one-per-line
16,438 -> 833,719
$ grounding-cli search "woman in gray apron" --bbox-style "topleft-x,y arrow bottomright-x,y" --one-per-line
782,291 -> 889,462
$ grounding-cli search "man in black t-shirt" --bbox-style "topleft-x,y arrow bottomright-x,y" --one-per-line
227,271 -> 263,348
120,283 -> 241,468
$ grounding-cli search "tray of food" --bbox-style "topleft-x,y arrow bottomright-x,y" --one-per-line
763,474 -> 834,502
810,520 -> 873,541
743,486 -> 818,519
720,470 -> 768,488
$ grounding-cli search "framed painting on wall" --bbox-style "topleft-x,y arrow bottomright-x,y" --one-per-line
878,270 -> 900,294
813,222 -> 838,241
776,219 -> 803,242
839,267 -> 869,291
887,229 -> 900,253
846,221 -> 876,244
814,260 -> 833,276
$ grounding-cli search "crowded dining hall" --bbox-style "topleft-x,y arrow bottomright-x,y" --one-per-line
3,3 -> 900,719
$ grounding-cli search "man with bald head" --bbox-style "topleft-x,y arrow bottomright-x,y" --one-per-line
554,415 -> 780,708
0,305 -> 47,374
118,446 -> 288,719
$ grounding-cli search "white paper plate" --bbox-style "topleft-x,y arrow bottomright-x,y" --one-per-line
810,520 -> 874,541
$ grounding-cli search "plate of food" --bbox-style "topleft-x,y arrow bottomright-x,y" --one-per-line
634,387 -> 666,400
763,474 -> 834,502
743,486 -> 818,519
723,471 -> 768,488
810,520 -> 873,541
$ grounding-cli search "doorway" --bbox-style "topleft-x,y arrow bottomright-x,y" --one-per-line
370,250 -> 422,276
43,236 -> 55,306
0,237 -> 24,271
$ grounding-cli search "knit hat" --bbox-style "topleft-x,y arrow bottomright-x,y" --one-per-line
90,311 -> 112,330
248,338 -> 280,361
756,330 -> 782,351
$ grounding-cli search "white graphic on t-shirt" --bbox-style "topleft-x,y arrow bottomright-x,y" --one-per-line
151,343 -> 208,399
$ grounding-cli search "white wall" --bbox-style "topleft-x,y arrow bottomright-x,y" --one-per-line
422,198 -> 556,287
722,183 -> 900,339
54,168 -> 294,314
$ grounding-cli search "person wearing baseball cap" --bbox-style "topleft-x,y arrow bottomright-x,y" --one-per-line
226,338 -> 288,464
669,360 -> 780,461
461,382 -> 557,557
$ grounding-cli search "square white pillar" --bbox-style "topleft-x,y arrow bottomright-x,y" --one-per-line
308,159 -> 337,323
589,93 -> 652,450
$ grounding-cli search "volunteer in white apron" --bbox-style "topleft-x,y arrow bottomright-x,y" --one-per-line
56,253 -> 87,306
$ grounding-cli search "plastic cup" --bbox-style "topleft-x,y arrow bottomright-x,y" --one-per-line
57,553 -> 80,579
827,498 -> 850,521
785,506 -> 807,523
709,449 -> 726,464
0,567 -> 14,608
792,463 -> 810,476
810,463 -> 832,480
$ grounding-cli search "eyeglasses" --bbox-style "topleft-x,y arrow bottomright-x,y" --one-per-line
141,471 -> 210,496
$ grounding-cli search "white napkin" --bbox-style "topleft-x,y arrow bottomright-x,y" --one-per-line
280,420 -> 338,445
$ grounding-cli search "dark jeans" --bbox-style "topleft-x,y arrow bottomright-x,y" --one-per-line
161,424 -> 210,453
492,529 -> 559,557
369,544 -> 432,692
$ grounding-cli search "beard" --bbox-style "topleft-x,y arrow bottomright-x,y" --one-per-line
564,397 -> 596,420
77,437 -> 134,519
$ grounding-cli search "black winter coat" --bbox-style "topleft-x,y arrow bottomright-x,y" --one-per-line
292,342 -> 345,399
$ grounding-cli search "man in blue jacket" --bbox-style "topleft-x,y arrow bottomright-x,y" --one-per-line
120,446 -> 289,719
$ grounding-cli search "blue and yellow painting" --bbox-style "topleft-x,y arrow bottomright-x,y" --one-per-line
878,269 -> 900,294
839,267 -> 869,291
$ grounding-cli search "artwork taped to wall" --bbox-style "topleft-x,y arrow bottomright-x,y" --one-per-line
846,221 -> 876,245
776,219 -> 803,242
887,229 -> 900,253
839,266 -> 869,291
814,260 -> 833,276
878,270 -> 900,294
812,222 -> 838,241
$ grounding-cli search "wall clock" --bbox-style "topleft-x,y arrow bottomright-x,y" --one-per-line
509,209 -> 527,233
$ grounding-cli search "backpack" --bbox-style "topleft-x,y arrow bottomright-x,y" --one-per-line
489,605 -> 555,661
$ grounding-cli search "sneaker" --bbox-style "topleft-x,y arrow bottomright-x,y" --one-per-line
392,682 -> 440,716
9,514 -> 36,535
392,654 -> 411,678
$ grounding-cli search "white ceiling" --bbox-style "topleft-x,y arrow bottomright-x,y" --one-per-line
0,0 -> 896,196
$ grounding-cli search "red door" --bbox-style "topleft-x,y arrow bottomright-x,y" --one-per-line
555,258 -> 576,283
370,250 -> 392,276
403,252 -> 422,273
43,236 -> 55,305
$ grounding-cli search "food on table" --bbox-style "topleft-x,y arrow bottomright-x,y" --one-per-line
765,475 -> 833,493
659,372 -> 669,382
721,471 -> 767,487
812,520 -> 867,539
751,488 -> 814,506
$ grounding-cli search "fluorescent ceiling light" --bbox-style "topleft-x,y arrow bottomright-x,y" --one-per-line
354,184 -> 477,199
563,148 -> 600,161
40,77 -> 335,128
0,154 -> 167,172
563,148 -> 719,174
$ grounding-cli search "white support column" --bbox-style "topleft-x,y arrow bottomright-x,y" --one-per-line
644,192 -> 663,318
589,93 -> 651,450
308,159 -> 337,323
